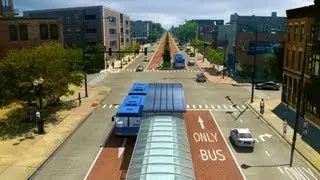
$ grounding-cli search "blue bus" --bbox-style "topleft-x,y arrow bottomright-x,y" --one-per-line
173,53 -> 185,69
112,95 -> 145,136
128,83 -> 149,95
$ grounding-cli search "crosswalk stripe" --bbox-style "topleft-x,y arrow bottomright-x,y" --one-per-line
186,105 -> 190,108
218,105 -> 221,109
115,105 -> 119,108
236,105 -> 240,109
229,105 -> 234,108
242,105 -> 246,109
211,105 -> 215,109
199,105 -> 202,109
205,105 -> 209,109
223,105 -> 227,109
192,105 -> 196,108
109,105 -> 112,108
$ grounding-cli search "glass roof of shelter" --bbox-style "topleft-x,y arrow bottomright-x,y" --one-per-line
126,116 -> 195,180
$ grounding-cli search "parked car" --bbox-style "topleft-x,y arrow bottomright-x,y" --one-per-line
143,56 -> 149,61
255,81 -> 280,90
196,72 -> 206,82
230,128 -> 255,148
188,59 -> 195,66
135,65 -> 144,72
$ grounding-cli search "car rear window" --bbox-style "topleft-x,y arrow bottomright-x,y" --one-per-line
239,133 -> 252,138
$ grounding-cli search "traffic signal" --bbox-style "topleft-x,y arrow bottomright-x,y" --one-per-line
144,47 -> 147,55
108,48 -> 112,56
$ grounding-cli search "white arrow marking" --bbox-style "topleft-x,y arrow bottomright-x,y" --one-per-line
118,138 -> 127,159
198,117 -> 205,129
259,133 -> 272,142
102,104 -> 107,109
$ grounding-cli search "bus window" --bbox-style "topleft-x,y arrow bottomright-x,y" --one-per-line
115,117 -> 128,127
129,117 -> 142,127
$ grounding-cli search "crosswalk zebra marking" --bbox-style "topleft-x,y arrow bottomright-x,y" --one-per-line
205,105 -> 209,109
223,105 -> 227,109
192,105 -> 196,109
114,105 -> 119,108
211,105 -> 215,109
199,105 -> 202,109
109,105 -> 113,108
187,105 -> 190,108
242,105 -> 246,109
217,105 -> 221,109
229,105 -> 234,109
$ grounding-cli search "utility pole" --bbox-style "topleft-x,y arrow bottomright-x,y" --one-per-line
223,32 -> 227,79
289,35 -> 308,167
81,9 -> 88,97
119,33 -> 122,69
251,29 -> 257,103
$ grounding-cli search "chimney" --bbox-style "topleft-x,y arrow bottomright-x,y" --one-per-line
271,12 -> 277,17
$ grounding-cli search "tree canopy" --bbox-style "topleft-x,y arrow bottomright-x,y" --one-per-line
263,45 -> 284,81
148,23 -> 165,42
171,22 -> 197,43
0,43 -> 83,107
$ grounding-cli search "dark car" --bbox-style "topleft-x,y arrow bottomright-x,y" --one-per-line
196,72 -> 206,82
135,65 -> 144,72
188,59 -> 195,66
255,81 -> 280,90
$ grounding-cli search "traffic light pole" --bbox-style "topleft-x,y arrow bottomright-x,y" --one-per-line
251,30 -> 257,103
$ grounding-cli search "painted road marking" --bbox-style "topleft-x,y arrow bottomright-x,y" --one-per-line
187,105 -> 190,109
205,105 -> 209,109
277,166 -> 319,180
259,133 -> 272,142
223,105 -> 227,109
199,105 -> 202,109
218,105 -> 221,109
255,138 -> 259,143
102,104 -> 107,109
193,105 -> 196,109
198,117 -> 205,129
118,138 -> 127,158
230,105 -> 234,109
114,105 -> 119,108
211,105 -> 215,109
265,150 -> 271,157
242,105 -> 246,109
109,105 -> 113,108
239,119 -> 243,123
184,110 -> 246,180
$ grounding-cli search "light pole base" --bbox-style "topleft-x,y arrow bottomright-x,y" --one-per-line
37,120 -> 45,134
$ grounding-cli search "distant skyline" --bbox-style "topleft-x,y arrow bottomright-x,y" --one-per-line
15,0 -> 314,29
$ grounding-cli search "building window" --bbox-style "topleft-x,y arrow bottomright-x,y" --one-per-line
282,75 -> 288,103
288,77 -> 292,104
277,24 -> 281,31
8,25 -> 18,41
121,38 -> 124,43
126,38 -> 129,42
19,24 -> 28,41
300,24 -> 304,42
294,25 -> 298,42
314,61 -> 319,76
85,14 -> 96,20
65,16 -> 71,20
125,20 -> 129,26
121,28 -> 123,33
292,50 -> 295,69
288,25 -> 291,41
50,24 -> 58,40
110,40 -> 117,47
76,28 -> 81,32
298,51 -> 302,72
66,28 -> 72,32
40,24 -> 49,40
292,79 -> 297,106
265,24 -> 269,31
109,29 -> 116,36
286,49 -> 290,67
126,29 -> 129,34
108,17 -> 116,23
86,28 -> 97,33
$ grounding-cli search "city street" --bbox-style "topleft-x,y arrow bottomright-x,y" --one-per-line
29,33 -> 320,180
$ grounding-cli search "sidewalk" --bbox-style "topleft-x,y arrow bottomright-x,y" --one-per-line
247,98 -> 320,172
0,81 -> 111,179
100,54 -> 141,73
194,53 -> 239,84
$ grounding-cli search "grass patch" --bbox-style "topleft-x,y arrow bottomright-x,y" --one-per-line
161,61 -> 172,68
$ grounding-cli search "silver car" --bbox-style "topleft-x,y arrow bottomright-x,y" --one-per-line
230,128 -> 255,148
196,72 -> 206,82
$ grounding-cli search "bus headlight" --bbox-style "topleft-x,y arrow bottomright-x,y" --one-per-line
116,121 -> 124,127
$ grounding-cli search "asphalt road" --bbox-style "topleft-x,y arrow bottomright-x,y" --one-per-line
29,40 -> 319,180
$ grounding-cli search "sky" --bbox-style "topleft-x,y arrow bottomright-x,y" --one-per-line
15,0 -> 314,29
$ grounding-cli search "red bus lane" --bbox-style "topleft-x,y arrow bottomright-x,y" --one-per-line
148,34 -> 166,70
86,129 -> 136,180
184,110 -> 245,180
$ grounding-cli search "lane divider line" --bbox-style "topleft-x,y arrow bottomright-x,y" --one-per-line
265,150 -> 271,157
278,167 -> 284,174
209,111 -> 247,180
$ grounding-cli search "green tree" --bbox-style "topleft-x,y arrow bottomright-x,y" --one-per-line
263,45 -> 284,81
84,44 -> 105,73
148,22 -> 165,42
162,34 -> 171,68
206,48 -> 224,65
171,22 -> 197,43
0,43 -> 83,107
190,39 -> 205,53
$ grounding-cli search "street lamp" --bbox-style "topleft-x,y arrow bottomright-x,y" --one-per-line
33,77 -> 45,134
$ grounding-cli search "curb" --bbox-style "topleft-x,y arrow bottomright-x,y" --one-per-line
246,102 -> 320,173
27,88 -> 111,179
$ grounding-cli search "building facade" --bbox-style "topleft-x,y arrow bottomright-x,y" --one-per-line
120,13 -> 131,47
0,0 -> 15,17
24,6 -> 131,50
131,20 -> 151,38
282,2 -> 320,126
190,19 -> 224,46
227,12 -> 287,76
0,17 -> 63,59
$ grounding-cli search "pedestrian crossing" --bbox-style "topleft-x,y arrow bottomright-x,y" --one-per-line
121,69 -> 198,73
102,103 -> 248,111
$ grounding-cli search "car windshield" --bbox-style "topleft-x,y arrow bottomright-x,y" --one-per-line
238,133 -> 252,138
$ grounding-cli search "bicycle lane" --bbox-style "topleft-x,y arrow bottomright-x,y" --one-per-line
184,110 -> 246,180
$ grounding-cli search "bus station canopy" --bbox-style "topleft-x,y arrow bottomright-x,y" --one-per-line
126,115 -> 195,180
143,83 -> 186,113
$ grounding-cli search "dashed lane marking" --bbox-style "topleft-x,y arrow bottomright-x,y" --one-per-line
102,105 -> 107,109
265,150 -> 271,157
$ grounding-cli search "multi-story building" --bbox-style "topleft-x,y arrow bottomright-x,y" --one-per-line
24,6 -> 131,50
120,13 -> 131,47
0,17 -> 63,59
0,0 -> 16,17
227,12 -> 287,76
131,20 -> 151,38
282,1 -> 320,126
190,19 -> 224,46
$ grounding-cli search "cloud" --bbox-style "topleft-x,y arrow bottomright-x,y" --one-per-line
15,0 -> 314,29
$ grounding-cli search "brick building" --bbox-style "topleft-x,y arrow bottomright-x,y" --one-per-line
236,32 -> 284,79
0,17 -> 64,59
282,1 -> 320,126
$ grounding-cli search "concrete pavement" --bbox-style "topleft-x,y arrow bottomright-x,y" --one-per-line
247,99 -> 320,172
